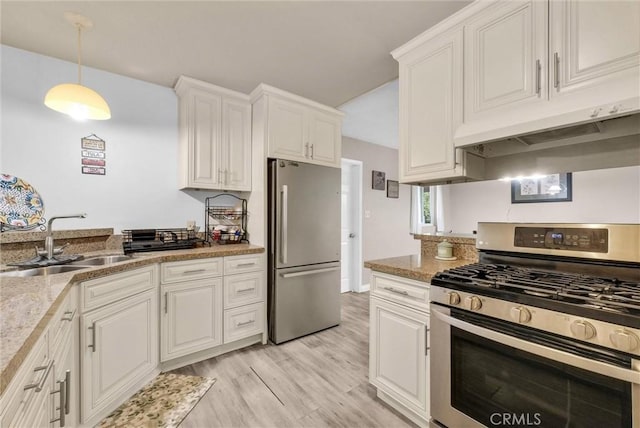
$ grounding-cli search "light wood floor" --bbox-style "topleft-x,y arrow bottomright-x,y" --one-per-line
172,291 -> 416,428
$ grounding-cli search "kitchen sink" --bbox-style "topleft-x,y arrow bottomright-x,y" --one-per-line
70,255 -> 133,266
0,265 -> 90,278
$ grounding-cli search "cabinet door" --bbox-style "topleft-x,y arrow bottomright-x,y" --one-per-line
398,28 -> 462,181
549,0 -> 640,98
369,297 -> 429,420
161,278 -> 223,362
464,1 -> 547,120
80,289 -> 158,422
307,110 -> 342,167
222,98 -> 252,191
267,97 -> 308,161
188,89 -> 223,188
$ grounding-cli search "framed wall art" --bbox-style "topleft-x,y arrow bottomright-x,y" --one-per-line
372,170 -> 386,190
387,180 -> 399,198
511,173 -> 572,203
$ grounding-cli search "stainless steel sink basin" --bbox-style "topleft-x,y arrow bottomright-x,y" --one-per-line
70,255 -> 133,266
0,265 -> 90,278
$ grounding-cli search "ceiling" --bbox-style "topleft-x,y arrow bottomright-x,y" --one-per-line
1,1 -> 470,109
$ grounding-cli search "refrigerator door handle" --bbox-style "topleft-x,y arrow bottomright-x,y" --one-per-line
280,267 -> 340,278
281,184 -> 288,264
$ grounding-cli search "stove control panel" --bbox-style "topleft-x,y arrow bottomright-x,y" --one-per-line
514,227 -> 608,252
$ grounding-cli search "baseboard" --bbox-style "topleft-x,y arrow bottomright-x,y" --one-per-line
358,283 -> 370,292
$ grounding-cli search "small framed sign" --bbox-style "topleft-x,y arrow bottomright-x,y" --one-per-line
81,137 -> 105,151
511,173 -> 572,203
372,170 -> 386,190
82,166 -> 106,175
387,180 -> 399,198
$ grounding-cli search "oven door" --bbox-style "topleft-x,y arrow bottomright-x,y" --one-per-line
430,304 -> 640,428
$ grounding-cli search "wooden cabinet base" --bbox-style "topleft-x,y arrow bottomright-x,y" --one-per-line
376,389 -> 428,428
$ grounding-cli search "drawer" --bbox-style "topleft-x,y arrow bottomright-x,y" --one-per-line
223,302 -> 265,344
51,285 -> 78,349
223,271 -> 264,309
371,272 -> 430,311
0,331 -> 49,428
81,265 -> 157,312
161,258 -> 223,284
224,254 -> 264,275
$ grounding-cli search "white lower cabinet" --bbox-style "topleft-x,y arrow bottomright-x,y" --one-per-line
161,278 -> 223,361
79,266 -> 159,425
370,274 -> 430,428
160,253 -> 266,366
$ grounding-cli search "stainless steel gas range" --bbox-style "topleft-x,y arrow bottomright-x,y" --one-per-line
429,223 -> 640,428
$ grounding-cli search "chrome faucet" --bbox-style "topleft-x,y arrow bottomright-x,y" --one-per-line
42,213 -> 87,259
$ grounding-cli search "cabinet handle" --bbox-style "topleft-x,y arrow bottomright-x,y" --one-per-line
61,308 -> 76,322
310,144 -> 314,159
183,269 -> 206,275
425,328 -> 430,356
236,262 -> 255,267
281,185 -> 288,264
164,292 -> 168,314
50,376 -> 66,426
23,359 -> 54,392
237,287 -> 255,293
237,319 -> 255,327
304,143 -> 309,158
383,286 -> 409,296
88,322 -> 96,353
535,59 -> 541,96
553,52 -> 560,89
64,370 -> 71,415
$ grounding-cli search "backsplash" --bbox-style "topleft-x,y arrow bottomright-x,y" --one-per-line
0,228 -> 119,264
414,234 -> 478,261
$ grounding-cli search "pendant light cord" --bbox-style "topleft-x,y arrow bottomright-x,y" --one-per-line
77,24 -> 82,85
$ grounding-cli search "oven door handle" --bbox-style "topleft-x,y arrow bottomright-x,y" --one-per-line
433,309 -> 640,385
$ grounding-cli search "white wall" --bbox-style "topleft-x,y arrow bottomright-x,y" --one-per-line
440,166 -> 640,234
1,45 -> 222,232
342,137 -> 420,284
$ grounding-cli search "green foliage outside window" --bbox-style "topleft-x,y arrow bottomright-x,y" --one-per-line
422,187 -> 431,224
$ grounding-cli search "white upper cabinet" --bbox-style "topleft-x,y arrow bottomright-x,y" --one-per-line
549,0 -> 640,101
393,27 -> 484,185
396,0 -> 640,148
464,1 -> 548,121
251,84 -> 344,168
175,76 -> 252,191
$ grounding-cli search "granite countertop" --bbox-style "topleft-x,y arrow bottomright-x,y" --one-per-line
364,254 -> 472,283
0,244 -> 264,396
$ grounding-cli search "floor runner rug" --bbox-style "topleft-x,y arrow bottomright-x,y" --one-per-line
97,373 -> 216,428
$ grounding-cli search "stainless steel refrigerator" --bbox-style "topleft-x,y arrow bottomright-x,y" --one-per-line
268,159 -> 341,344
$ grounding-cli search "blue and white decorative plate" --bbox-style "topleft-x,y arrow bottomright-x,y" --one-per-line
0,174 -> 45,229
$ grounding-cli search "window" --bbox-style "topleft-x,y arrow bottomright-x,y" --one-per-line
411,186 -> 437,234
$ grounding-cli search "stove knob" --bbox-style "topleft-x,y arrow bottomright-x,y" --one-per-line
570,320 -> 596,340
465,296 -> 482,311
609,329 -> 640,352
510,306 -> 532,324
448,292 -> 461,306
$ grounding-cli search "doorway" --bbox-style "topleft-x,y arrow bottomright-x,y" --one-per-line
341,158 -> 363,293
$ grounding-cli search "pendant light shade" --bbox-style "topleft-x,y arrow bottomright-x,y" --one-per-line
45,83 -> 111,120
44,13 -> 111,121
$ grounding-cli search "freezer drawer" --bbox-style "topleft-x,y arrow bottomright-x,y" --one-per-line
269,263 -> 341,344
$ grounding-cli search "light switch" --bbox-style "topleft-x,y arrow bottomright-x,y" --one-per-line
365,210 -> 371,218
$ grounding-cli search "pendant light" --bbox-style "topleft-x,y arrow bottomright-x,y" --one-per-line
44,12 -> 111,121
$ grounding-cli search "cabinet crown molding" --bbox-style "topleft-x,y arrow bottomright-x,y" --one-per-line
174,75 -> 250,100
250,83 -> 345,117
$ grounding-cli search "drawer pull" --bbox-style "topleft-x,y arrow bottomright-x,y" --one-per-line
237,319 -> 255,327
50,376 -> 66,426
64,370 -> 71,415
383,286 -> 409,296
88,322 -> 96,352
236,262 -> 255,267
24,360 -> 53,392
237,287 -> 255,293
183,269 -> 206,275
61,309 -> 76,322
